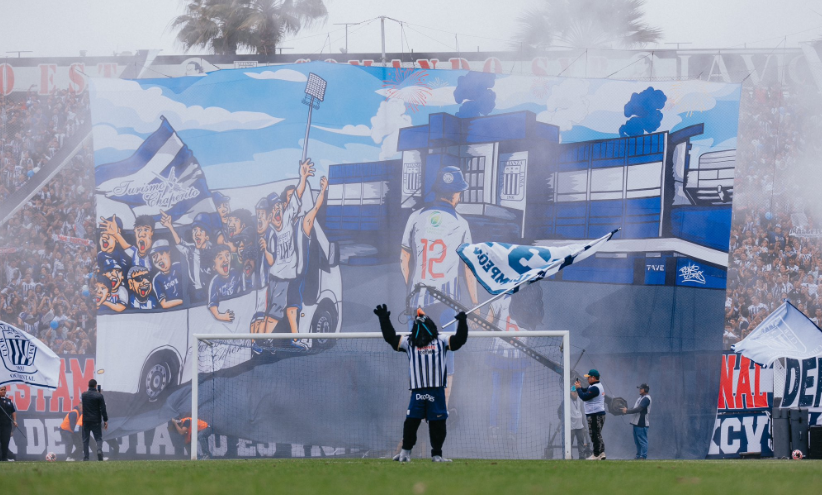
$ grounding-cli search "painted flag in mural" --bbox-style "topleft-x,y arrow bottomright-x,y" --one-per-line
0,321 -> 61,389
733,302 -> 822,366
457,229 -> 619,295
95,116 -> 215,230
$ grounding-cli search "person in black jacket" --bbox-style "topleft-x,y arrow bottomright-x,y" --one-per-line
81,379 -> 108,461
621,383 -> 652,460
0,385 -> 17,462
375,305 -> 468,463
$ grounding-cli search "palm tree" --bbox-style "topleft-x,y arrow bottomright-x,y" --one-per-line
514,0 -> 662,50
172,0 -> 327,55
241,0 -> 328,55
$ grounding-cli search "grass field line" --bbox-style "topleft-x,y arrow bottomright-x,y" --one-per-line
4,458 -> 822,495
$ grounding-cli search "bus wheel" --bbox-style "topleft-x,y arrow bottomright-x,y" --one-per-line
141,352 -> 177,402
310,302 -> 338,350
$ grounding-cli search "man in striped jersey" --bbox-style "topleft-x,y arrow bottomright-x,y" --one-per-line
374,304 -> 468,462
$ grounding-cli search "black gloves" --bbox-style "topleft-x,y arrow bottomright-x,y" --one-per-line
375,304 -> 401,350
449,311 -> 469,351
373,304 -> 390,319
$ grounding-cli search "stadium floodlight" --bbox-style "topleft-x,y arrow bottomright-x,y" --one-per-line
300,73 -> 327,162
304,73 -> 327,102
192,330 -> 571,461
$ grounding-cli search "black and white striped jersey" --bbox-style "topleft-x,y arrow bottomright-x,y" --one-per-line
398,335 -> 450,390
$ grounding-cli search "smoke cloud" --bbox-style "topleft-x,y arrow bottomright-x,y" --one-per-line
454,72 -> 496,118
619,86 -> 667,137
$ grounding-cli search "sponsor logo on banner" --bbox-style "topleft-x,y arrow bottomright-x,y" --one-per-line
0,326 -> 38,374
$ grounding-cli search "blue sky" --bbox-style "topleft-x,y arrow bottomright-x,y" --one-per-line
90,61 -> 741,189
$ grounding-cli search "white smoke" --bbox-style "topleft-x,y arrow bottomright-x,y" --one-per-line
371,98 -> 412,160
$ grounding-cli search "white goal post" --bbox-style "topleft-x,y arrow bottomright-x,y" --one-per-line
192,330 -> 571,460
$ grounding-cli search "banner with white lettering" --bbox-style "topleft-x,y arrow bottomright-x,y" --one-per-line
0,321 -> 61,389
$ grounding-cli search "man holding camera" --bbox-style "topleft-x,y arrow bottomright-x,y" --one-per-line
621,383 -> 652,460
574,369 -> 606,460
81,379 -> 108,461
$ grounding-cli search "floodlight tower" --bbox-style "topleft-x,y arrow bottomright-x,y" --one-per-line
301,72 -> 327,162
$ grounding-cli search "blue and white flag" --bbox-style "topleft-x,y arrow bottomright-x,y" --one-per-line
0,321 -> 61,389
733,302 -> 822,366
457,229 -> 619,295
95,117 -> 216,231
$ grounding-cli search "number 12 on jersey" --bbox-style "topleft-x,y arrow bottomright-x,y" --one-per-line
420,239 -> 446,279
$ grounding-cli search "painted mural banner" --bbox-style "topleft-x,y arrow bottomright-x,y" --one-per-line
89,61 -> 741,459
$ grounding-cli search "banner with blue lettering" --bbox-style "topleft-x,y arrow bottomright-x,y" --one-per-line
90,62 -> 741,459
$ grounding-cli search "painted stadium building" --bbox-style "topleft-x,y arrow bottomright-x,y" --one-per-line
326,110 -> 734,290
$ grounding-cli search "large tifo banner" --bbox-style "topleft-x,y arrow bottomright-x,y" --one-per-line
90,62 -> 740,459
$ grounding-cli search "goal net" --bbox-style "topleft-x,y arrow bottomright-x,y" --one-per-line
192,331 -> 570,460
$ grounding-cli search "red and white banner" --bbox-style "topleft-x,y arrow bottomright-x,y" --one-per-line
53,234 -> 94,247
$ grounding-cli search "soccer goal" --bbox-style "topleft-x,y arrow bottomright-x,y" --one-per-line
192,331 -> 571,460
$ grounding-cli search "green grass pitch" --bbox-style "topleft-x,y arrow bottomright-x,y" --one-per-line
4,458 -> 822,495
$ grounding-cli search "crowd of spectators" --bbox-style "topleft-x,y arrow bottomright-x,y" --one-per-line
0,89 -> 97,355
723,83 -> 822,349
0,89 -> 88,202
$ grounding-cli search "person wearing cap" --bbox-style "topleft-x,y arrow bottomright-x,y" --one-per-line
574,369 -> 606,460
621,383 -> 652,460
99,258 -> 128,312
161,210 -> 212,303
150,239 -> 184,309
401,165 -> 479,408
257,159 -> 315,344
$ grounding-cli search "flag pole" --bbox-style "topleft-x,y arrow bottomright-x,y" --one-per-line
440,270 -> 546,329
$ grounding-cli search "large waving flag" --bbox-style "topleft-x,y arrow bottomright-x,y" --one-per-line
457,229 -> 619,295
95,117 -> 216,230
733,302 -> 822,366
0,321 -> 61,389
